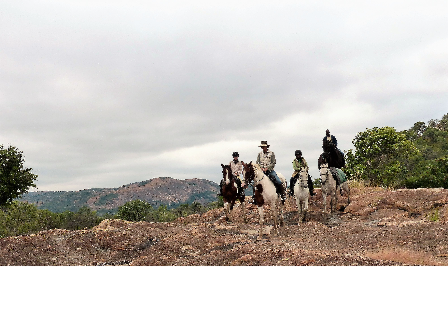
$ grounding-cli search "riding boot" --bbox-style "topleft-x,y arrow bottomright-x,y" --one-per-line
278,185 -> 287,204
289,176 -> 297,197
308,175 -> 315,196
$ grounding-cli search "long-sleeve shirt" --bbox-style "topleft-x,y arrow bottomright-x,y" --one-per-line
229,160 -> 245,181
256,150 -> 276,171
292,157 -> 308,177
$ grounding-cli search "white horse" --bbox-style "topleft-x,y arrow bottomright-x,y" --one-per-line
320,163 -> 350,213
293,167 -> 310,223
243,162 -> 286,239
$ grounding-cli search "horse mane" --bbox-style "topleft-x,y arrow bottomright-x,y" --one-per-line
251,162 -> 261,171
221,164 -> 233,180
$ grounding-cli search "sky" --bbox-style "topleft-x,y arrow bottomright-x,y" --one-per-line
1,1 -> 448,191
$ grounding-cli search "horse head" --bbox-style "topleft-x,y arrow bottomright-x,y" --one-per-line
319,163 -> 329,184
221,164 -> 232,185
242,161 -> 255,184
299,167 -> 309,187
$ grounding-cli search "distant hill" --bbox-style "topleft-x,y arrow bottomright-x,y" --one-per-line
20,177 -> 220,215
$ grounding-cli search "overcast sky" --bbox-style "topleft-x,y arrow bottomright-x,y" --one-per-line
1,1 -> 447,191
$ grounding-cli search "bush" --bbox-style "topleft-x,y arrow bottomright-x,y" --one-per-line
58,207 -> 102,230
116,199 -> 153,222
0,202 -> 102,238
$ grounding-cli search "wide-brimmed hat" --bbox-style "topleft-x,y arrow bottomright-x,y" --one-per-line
259,141 -> 270,147
232,152 -> 239,157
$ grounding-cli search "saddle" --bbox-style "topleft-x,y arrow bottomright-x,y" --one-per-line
329,167 -> 347,185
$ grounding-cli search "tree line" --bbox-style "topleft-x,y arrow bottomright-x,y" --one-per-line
0,199 -> 223,238
344,113 -> 448,188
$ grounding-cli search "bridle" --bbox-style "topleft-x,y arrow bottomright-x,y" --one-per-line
320,166 -> 329,185
244,163 -> 266,192
222,165 -> 234,185
299,169 -> 308,188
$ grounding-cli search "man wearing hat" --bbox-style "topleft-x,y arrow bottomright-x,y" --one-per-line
218,152 -> 245,197
256,141 -> 286,203
289,150 -> 315,197
229,152 -> 245,196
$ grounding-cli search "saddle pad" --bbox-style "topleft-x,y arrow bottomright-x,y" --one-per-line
335,168 -> 347,183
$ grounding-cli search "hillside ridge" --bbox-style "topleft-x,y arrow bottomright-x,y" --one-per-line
20,177 -> 219,215
4,186 -> 448,266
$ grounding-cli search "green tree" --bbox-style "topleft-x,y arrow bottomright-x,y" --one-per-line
0,145 -> 38,205
59,206 -> 102,230
116,199 -> 153,222
154,205 -> 177,222
345,126 -> 420,187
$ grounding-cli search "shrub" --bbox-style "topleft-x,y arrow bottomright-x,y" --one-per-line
116,199 -> 153,222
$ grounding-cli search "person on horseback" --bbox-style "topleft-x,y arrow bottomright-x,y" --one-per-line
321,129 -> 345,170
290,150 -> 315,197
218,152 -> 246,197
322,129 -> 337,152
229,152 -> 246,197
320,129 -> 346,186
256,141 -> 286,203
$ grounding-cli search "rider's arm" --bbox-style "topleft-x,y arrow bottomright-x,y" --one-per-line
268,152 -> 276,171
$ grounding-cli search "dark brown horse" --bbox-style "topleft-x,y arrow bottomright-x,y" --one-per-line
318,145 -> 345,169
220,164 -> 246,222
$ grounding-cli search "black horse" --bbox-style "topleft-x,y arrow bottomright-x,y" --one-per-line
318,143 -> 345,169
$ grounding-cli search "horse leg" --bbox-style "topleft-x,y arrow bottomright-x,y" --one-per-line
228,200 -> 237,221
331,190 -> 337,213
295,197 -> 301,223
322,192 -> 327,213
272,200 -> 279,235
279,197 -> 284,227
334,188 -> 338,212
240,200 -> 247,223
304,197 -> 309,222
257,205 -> 264,240
343,183 -> 351,204
224,201 -> 230,220
298,201 -> 303,224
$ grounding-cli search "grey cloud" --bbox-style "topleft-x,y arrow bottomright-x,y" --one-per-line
1,1 -> 448,190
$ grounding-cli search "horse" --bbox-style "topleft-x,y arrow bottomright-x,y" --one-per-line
242,162 -> 286,239
319,163 -> 350,213
220,164 -> 246,222
319,145 -> 345,169
293,167 -> 310,223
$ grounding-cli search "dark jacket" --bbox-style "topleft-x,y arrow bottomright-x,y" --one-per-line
323,134 -> 338,148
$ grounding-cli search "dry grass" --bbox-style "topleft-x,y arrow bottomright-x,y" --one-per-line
365,248 -> 447,266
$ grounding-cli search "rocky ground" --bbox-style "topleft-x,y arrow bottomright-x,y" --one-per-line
2,186 -> 448,266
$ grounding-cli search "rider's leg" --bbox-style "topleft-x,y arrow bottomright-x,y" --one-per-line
308,174 -> 315,196
290,175 -> 298,196
268,170 -> 286,203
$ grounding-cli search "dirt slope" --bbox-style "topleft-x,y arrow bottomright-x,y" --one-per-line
2,187 -> 448,266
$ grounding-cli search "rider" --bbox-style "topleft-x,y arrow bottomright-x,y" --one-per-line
322,129 -> 338,151
256,141 -> 286,204
290,150 -> 315,197
218,152 -> 245,197
322,129 -> 343,185
229,152 -> 246,196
